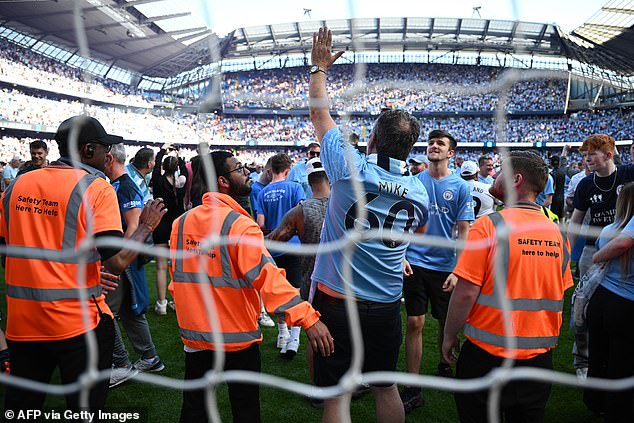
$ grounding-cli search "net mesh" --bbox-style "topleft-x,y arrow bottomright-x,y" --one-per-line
0,1 -> 633,422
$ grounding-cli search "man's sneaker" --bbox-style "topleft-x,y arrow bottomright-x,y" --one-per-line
436,363 -> 454,378
400,387 -> 424,414
277,331 -> 290,349
133,356 -> 165,373
576,367 -> 588,380
154,300 -> 167,316
258,310 -> 275,327
281,337 -> 299,359
109,365 -> 138,388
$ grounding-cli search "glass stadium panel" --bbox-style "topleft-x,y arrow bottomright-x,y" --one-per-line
406,17 -> 432,31
461,19 -> 487,32
434,18 -> 459,31
488,20 -> 515,35
380,17 -> 404,29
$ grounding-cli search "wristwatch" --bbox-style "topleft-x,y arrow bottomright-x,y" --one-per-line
310,65 -> 326,75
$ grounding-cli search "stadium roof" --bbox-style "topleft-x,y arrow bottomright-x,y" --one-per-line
0,1 -> 632,79
0,0 -> 220,77
563,0 -> 634,74
225,18 -> 561,59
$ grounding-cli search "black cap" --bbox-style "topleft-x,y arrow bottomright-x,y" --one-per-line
54,115 -> 123,147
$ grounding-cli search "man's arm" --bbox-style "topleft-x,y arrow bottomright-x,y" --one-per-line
441,277 -> 482,364
442,220 -> 471,292
256,214 -> 266,230
121,208 -> 141,239
102,199 -> 166,275
309,26 -> 344,142
266,205 -> 304,242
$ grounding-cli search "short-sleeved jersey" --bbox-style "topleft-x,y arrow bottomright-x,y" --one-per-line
288,161 -> 311,198
478,174 -> 493,184
111,173 -> 144,231
596,217 -> 634,301
125,163 -> 152,204
467,179 -> 496,219
536,174 -> 554,206
406,171 -> 474,272
250,180 -> 265,216
312,128 -> 429,303
453,206 -> 573,359
573,164 -> 634,233
256,180 -> 305,256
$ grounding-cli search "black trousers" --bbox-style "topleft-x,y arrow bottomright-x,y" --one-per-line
585,285 -> 634,422
180,343 -> 261,423
454,340 -> 553,423
273,254 -> 302,289
4,315 -> 114,413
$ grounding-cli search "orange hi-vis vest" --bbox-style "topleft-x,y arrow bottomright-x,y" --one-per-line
168,192 -> 321,352
453,207 -> 574,359
0,165 -> 120,341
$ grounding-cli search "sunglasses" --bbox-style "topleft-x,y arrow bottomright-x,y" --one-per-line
308,151 -> 320,157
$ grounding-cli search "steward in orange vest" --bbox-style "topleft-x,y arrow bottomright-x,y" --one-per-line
0,116 -> 165,413
443,151 -> 573,423
169,151 -> 333,423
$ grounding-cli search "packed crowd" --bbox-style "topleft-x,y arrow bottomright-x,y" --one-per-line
1,37 -> 567,114
0,40 -> 147,107
222,64 -> 567,112
0,86 -> 632,145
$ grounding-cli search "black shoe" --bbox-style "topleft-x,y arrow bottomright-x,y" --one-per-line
400,387 -> 424,414
436,363 -> 454,378
308,397 -> 324,409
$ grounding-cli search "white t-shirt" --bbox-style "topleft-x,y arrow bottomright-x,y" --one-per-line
467,179 -> 496,219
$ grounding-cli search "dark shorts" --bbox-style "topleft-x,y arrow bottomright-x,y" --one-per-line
403,265 -> 451,320
312,290 -> 402,388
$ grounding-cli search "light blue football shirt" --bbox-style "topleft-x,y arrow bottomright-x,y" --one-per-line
312,128 -> 429,303
536,174 -> 555,206
406,170 -> 474,272
596,217 -> 634,301
288,161 -> 312,198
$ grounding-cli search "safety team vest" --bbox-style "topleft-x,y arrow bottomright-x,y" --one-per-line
463,211 -> 571,359
1,166 -> 119,341
169,192 -> 319,352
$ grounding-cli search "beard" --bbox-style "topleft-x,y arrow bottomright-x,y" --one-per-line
229,177 -> 252,197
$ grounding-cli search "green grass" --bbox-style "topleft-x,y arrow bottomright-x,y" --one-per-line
0,264 -> 603,422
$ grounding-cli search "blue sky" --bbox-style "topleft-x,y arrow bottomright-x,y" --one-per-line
131,0 -> 605,38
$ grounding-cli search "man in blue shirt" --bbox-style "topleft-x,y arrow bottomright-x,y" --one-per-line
250,157 -> 272,220
477,155 -> 494,184
125,147 -> 155,204
288,142 -> 321,198
310,25 -> 429,423
402,129 -> 474,413
256,153 -> 306,357
105,144 -> 164,388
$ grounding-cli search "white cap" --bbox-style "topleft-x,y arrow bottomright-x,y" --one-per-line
306,158 -> 325,176
409,155 -> 429,165
460,161 -> 479,177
